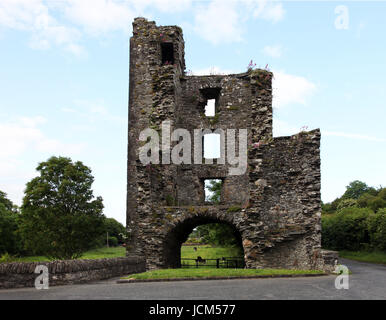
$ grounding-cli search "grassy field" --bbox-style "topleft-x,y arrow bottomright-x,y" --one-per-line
2,246 -> 126,263
339,250 -> 386,265
122,268 -> 324,280
181,245 -> 243,259
2,244 -> 241,263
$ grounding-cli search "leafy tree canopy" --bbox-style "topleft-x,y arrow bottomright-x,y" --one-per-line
342,180 -> 371,200
205,180 -> 222,203
0,191 -> 20,255
19,156 -> 105,260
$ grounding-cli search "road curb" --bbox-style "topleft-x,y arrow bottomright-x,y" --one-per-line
116,272 -> 329,284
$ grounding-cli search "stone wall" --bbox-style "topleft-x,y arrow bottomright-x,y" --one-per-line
126,17 -> 338,272
0,257 -> 145,289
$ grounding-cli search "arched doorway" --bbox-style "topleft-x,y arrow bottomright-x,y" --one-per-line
162,215 -> 244,268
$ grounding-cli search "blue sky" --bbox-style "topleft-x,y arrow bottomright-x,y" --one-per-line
0,1 -> 385,224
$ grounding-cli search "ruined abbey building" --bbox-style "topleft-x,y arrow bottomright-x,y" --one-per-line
126,17 -> 338,271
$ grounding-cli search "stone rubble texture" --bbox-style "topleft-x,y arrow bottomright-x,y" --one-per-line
126,18 -> 338,272
0,257 -> 145,289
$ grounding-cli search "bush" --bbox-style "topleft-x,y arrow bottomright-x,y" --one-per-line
378,188 -> 386,200
322,207 -> 372,251
368,197 -> 386,212
336,198 -> 357,210
0,253 -> 16,263
322,207 -> 386,251
108,236 -> 119,247
357,193 -> 376,208
367,209 -> 386,251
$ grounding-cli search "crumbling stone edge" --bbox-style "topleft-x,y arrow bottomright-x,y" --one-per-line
116,272 -> 331,284
0,256 -> 145,289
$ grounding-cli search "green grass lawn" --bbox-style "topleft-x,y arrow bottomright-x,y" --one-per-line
122,268 -> 325,280
339,250 -> 386,265
3,246 -> 126,263
181,245 -> 243,259
3,244 -> 241,263
5,245 -> 239,263
121,245 -> 324,280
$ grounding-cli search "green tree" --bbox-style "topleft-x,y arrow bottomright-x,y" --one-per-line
94,217 -> 126,247
19,156 -> 105,260
104,217 -> 126,244
337,198 -> 357,211
357,193 -> 376,208
342,180 -> 370,200
193,223 -> 241,247
329,198 -> 341,212
368,197 -> 386,212
367,208 -> 386,251
205,180 -> 222,203
0,191 -> 20,255
0,191 -> 16,213
377,188 -> 386,201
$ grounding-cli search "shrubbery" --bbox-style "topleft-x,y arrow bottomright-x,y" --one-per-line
367,208 -> 386,251
108,236 -> 119,247
322,180 -> 386,252
322,207 -> 385,251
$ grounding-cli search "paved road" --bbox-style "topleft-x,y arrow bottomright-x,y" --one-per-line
0,258 -> 385,300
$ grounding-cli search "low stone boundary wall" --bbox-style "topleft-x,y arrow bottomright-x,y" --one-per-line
0,256 -> 145,289
313,249 -> 339,273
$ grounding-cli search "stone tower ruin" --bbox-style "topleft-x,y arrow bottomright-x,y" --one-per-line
126,18 -> 337,271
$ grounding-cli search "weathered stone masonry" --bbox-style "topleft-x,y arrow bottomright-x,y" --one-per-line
126,18 -> 338,271
0,257 -> 145,289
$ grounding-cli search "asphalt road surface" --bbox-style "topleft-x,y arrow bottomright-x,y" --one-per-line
0,258 -> 385,300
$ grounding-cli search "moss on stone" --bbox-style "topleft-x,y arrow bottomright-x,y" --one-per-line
227,206 -> 241,213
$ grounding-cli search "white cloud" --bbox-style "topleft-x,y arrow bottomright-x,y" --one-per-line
0,0 -> 84,54
263,45 -> 283,58
0,116 -> 85,206
0,116 -> 83,158
272,70 -> 317,109
192,0 -> 286,45
253,0 -> 285,23
1,0 -> 285,50
137,0 -> 192,13
62,99 -> 126,124
193,0 -> 243,45
63,0 -> 135,35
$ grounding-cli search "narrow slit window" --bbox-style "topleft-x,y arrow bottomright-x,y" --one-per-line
204,179 -> 222,204
203,133 -> 221,159
161,42 -> 174,65
205,99 -> 216,117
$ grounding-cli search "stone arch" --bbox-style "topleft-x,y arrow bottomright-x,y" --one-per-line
162,214 -> 244,268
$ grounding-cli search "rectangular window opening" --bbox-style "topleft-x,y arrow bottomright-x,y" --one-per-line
200,87 -> 221,117
204,99 -> 216,117
203,133 -> 221,159
204,179 -> 222,204
161,42 -> 174,65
